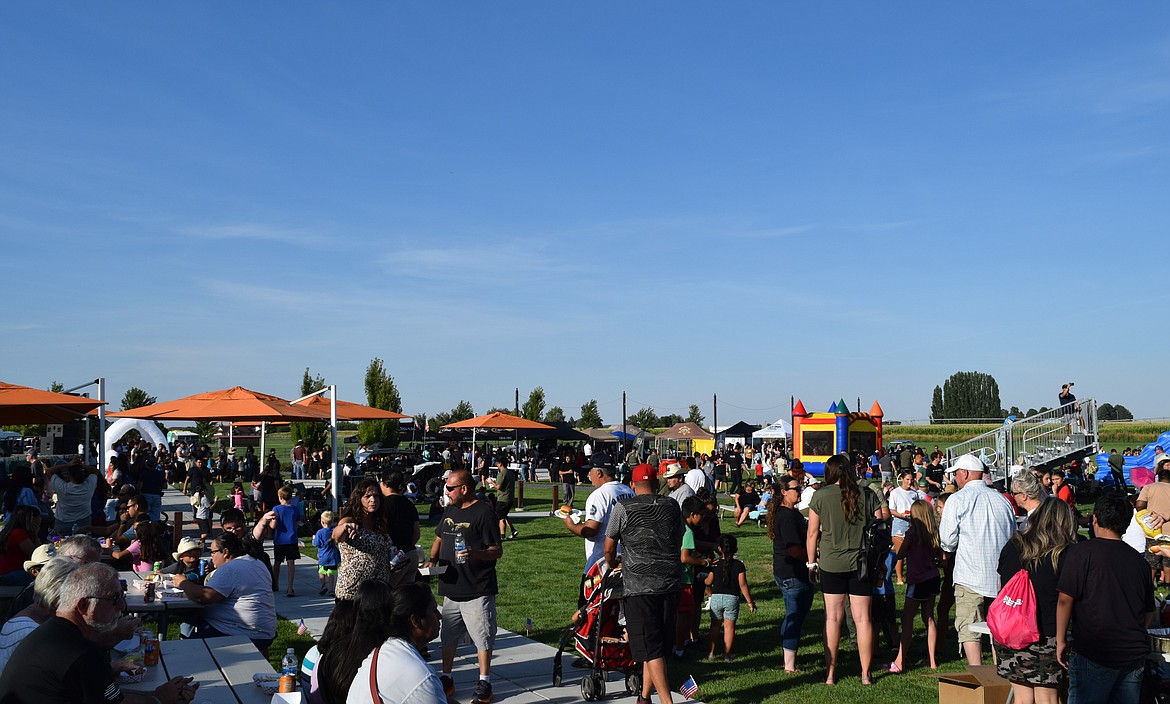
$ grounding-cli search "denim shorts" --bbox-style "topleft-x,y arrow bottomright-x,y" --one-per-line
708,593 -> 740,622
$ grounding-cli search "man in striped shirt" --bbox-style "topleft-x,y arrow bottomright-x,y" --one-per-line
605,464 -> 684,704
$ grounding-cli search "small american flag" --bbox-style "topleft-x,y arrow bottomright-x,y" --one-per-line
525,618 -> 533,635
297,619 -> 310,636
679,675 -> 699,700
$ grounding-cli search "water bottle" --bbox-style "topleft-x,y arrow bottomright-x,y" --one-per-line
198,559 -> 207,579
454,529 -> 467,565
279,648 -> 298,693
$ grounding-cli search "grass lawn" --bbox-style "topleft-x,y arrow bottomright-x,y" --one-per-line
491,510 -> 964,704
190,476 -> 1113,700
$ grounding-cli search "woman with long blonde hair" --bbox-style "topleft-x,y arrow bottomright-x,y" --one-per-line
888,499 -> 942,672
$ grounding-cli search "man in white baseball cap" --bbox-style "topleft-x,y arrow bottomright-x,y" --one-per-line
938,454 -> 1018,666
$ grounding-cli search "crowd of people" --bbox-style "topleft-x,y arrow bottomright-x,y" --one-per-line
2,431 -> 1167,704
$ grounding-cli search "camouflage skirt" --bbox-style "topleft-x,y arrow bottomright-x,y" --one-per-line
994,636 -> 1063,686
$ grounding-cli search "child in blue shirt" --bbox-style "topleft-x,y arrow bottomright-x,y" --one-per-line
313,510 -> 340,596
268,485 -> 301,596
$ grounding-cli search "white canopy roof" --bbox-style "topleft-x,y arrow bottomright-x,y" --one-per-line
753,418 -> 792,439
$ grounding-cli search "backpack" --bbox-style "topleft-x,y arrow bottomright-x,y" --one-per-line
987,568 -> 1040,650
857,487 -> 892,582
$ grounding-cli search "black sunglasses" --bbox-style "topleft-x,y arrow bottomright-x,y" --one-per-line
444,483 -> 467,492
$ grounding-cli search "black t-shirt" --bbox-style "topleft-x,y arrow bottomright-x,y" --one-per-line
138,466 -> 165,494
1057,538 -> 1153,667
772,505 -> 809,582
709,558 -> 746,596
998,539 -> 1066,638
1060,391 -> 1076,414
737,489 -> 760,510
383,494 -> 420,552
726,451 -> 743,470
0,616 -> 123,704
434,499 -> 501,599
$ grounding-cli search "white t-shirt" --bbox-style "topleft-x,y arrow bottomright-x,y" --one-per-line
346,637 -> 446,704
684,469 -> 709,495
797,486 -> 816,511
582,480 -> 635,573
49,474 -> 97,524
204,555 -> 277,639
888,487 -> 925,516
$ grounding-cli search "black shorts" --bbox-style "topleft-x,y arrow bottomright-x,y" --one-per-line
819,568 -> 871,596
273,543 -> 300,562
624,592 -> 680,662
495,500 -> 514,520
907,575 -> 941,601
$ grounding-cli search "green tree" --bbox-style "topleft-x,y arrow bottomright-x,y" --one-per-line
194,420 -> 217,444
577,400 -> 603,429
659,413 -> 683,426
936,371 -> 1002,421
290,368 -> 328,450
628,407 -> 659,430
1114,404 -> 1134,420
120,386 -> 157,411
521,387 -> 546,422
930,386 -> 944,421
1098,403 -> 1116,421
359,357 -> 403,449
450,400 -> 475,422
686,404 -> 705,425
543,406 -> 565,424
485,407 -> 514,416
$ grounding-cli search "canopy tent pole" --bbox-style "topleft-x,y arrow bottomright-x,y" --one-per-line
260,421 -> 267,471
330,386 -> 338,511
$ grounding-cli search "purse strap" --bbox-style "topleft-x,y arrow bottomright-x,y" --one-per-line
368,645 -> 381,702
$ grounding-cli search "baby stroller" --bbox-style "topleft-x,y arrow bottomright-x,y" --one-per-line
553,560 -> 640,701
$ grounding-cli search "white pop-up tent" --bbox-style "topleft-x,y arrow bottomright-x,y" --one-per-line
753,418 -> 792,440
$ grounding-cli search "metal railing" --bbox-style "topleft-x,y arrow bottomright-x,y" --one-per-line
945,400 -> 1099,482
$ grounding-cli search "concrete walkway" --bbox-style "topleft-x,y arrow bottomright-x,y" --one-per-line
161,491 -> 702,704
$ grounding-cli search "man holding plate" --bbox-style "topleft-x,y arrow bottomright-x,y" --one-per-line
563,459 -> 634,606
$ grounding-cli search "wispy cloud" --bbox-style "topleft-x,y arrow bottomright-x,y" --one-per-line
379,240 -> 575,284
977,41 -> 1170,117
725,225 -> 814,239
844,219 -> 921,232
179,222 -> 330,248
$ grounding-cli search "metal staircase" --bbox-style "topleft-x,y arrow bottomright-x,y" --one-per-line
945,399 -> 1099,482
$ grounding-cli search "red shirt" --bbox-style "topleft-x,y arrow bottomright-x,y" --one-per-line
1056,484 -> 1075,508
0,528 -> 32,574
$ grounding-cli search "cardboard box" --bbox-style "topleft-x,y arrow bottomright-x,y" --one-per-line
931,665 -> 1012,704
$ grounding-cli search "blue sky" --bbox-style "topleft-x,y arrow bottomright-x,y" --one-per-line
2,3 -> 1167,425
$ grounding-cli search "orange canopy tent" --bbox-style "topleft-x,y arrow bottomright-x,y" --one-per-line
106,386 -> 327,422
442,412 -> 553,471
0,381 -> 106,424
107,386 -> 331,469
290,393 -> 411,421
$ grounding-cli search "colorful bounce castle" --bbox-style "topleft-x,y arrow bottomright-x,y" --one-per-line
793,398 -> 884,476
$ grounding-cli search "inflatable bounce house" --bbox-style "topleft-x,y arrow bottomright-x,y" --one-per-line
793,399 -> 884,476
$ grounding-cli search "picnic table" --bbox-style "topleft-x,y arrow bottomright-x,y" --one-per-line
123,635 -> 277,704
120,570 -> 204,640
